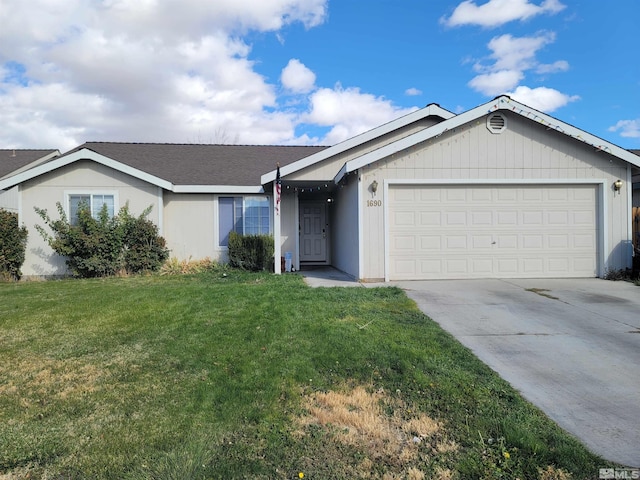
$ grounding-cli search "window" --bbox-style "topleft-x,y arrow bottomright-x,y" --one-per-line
68,194 -> 115,225
218,196 -> 270,246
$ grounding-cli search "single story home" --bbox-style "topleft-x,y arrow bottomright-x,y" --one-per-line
1,95 -> 639,281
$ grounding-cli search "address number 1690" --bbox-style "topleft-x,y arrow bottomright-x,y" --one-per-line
367,200 -> 382,207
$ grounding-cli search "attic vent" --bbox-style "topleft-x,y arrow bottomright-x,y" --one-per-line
487,113 -> 507,134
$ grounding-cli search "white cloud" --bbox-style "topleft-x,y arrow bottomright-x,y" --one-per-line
468,70 -> 524,96
468,32 -> 575,105
442,0 -> 565,28
281,59 -> 316,93
482,33 -> 556,72
536,60 -> 569,74
0,0 -> 330,148
304,85 -> 417,144
405,87 -> 422,96
608,119 -> 640,139
507,85 -> 579,112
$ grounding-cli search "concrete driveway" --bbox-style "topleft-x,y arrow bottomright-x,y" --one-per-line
394,278 -> 640,468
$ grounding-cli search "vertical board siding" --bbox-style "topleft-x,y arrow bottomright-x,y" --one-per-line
331,180 -> 359,278
360,112 -> 631,280
634,207 -> 640,252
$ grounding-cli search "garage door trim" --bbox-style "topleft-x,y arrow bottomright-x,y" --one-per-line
383,179 -> 607,281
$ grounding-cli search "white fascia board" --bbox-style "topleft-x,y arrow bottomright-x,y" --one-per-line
0,148 -> 173,191
496,96 -> 640,168
335,95 -> 640,183
335,105 -> 485,183
172,185 -> 264,194
260,104 -> 454,185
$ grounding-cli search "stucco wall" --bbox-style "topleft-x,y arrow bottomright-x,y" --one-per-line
359,112 -> 631,280
20,161 -> 161,277
163,192 -> 217,261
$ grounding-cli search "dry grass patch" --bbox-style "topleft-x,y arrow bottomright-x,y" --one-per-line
297,384 -> 458,477
0,356 -> 102,405
538,465 -> 574,479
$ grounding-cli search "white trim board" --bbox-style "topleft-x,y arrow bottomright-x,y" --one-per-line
336,96 -> 640,185
260,103 -> 454,184
383,178 -> 607,281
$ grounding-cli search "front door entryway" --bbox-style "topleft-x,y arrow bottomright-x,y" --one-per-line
300,203 -> 327,263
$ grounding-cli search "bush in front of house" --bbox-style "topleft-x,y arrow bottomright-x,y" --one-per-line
0,208 -> 28,281
228,231 -> 274,272
35,202 -> 169,278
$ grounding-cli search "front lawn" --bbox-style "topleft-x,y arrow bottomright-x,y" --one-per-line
0,270 -> 607,479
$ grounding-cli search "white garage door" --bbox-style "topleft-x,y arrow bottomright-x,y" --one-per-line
388,184 -> 598,280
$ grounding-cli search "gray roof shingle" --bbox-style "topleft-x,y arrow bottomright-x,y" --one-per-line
67,142 -> 328,186
0,149 -> 59,178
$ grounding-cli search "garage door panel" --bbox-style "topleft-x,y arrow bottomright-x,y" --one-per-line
420,236 -> 441,250
446,189 -> 467,202
523,235 -> 544,249
445,212 -> 466,225
419,211 -> 441,226
389,185 -> 598,280
522,211 -> 544,225
471,211 -> 492,225
497,235 -> 518,248
472,235 -> 493,248
574,210 -> 595,224
497,211 -> 518,225
472,258 -> 493,273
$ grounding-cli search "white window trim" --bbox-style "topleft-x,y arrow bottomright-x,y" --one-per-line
64,190 -> 119,221
215,194 -> 272,250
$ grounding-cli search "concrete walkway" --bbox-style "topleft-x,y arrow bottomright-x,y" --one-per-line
301,269 -> 640,467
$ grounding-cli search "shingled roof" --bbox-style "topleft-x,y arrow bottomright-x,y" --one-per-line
67,142 -> 328,186
0,149 -> 59,179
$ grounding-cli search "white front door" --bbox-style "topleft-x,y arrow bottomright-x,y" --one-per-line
300,203 -> 327,263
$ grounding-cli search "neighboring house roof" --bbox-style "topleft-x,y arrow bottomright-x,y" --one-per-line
0,149 -> 60,180
334,95 -> 640,183
261,103 -> 454,184
0,143 -> 327,193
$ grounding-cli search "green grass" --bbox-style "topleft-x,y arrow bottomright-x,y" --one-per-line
0,270 -> 608,479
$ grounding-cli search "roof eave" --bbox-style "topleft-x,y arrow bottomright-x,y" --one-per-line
334,95 -> 640,183
0,149 -> 61,181
0,148 -> 173,191
261,103 -> 455,184
173,185 -> 265,194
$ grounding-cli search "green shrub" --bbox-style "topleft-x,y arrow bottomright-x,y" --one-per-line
35,202 -> 169,278
120,206 -> 169,274
228,232 -> 274,271
0,209 -> 28,281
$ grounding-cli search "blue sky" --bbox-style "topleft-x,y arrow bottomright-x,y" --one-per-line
0,0 -> 638,152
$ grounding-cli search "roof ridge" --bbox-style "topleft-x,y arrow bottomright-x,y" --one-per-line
81,141 -> 329,148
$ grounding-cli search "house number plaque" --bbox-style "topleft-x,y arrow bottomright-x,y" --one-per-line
366,200 -> 382,207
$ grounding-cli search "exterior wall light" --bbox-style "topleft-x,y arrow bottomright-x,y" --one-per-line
371,180 -> 378,193
614,179 -> 623,194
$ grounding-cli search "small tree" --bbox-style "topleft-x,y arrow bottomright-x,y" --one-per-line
0,209 -> 28,280
35,202 -> 169,277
